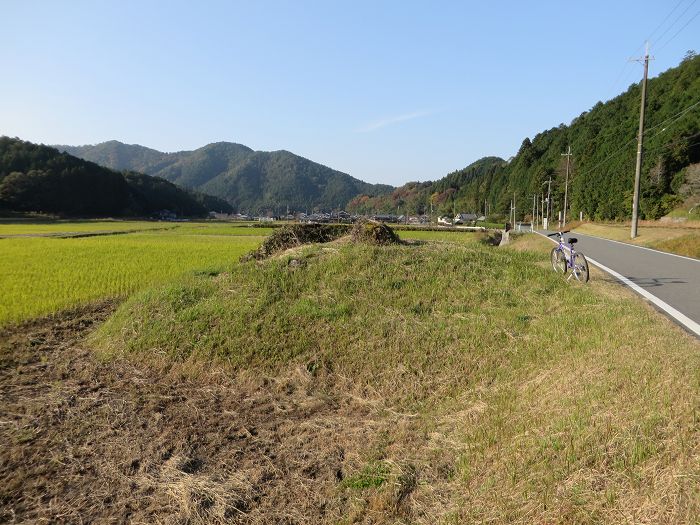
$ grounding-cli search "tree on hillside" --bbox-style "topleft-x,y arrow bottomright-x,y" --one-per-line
0,137 -> 232,217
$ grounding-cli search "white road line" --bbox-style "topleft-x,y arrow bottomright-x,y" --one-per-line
572,231 -> 699,263
535,232 -> 700,337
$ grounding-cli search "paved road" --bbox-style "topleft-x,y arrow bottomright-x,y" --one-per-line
537,229 -> 700,337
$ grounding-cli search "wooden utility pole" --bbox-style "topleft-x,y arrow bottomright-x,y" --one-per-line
540,193 -> 544,227
510,198 -> 515,227
561,145 -> 572,227
631,43 -> 652,239
544,176 -> 552,229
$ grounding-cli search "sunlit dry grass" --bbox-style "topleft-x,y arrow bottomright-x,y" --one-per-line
574,222 -> 700,258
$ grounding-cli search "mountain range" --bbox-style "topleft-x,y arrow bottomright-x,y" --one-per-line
57,141 -> 393,214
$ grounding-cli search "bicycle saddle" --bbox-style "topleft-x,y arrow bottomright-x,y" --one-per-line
568,237 -> 578,244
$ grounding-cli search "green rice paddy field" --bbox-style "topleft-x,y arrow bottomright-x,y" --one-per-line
0,222 -> 274,325
0,221 -> 479,326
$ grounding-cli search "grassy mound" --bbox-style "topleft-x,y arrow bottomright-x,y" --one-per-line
91,236 -> 700,522
350,220 -> 401,245
96,240 -> 559,396
242,223 -> 350,260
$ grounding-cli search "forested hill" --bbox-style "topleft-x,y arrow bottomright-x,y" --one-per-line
350,53 -> 700,220
0,137 -> 233,217
59,141 -> 394,214
347,156 -> 506,215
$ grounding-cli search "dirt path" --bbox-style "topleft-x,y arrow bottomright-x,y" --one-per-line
0,226 -> 178,239
0,304 -> 381,524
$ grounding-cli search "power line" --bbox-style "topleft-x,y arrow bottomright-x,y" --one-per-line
574,138 -> 637,180
571,98 -> 700,176
564,98 -> 700,193
604,1 -> 696,104
645,135 -> 700,156
606,41 -> 647,100
646,0 -> 686,43
606,57 -> 639,100
657,9 -> 700,52
653,0 -> 698,46
643,99 -> 700,138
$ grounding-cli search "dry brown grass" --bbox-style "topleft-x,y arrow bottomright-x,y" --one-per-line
577,222 -> 692,241
574,222 -> 700,258
651,233 -> 700,258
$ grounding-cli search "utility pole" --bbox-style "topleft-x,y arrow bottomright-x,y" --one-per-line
546,176 -> 552,229
631,43 -> 652,239
561,145 -> 572,227
510,198 -> 513,227
532,194 -> 536,231
541,178 -> 552,229
541,194 -> 545,227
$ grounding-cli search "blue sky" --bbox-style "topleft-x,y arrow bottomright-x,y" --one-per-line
2,0 -> 698,186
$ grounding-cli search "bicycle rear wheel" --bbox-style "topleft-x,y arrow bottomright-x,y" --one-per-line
550,247 -> 567,274
572,252 -> 589,283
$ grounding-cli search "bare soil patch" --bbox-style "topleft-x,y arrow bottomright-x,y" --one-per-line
0,226 -> 177,239
0,304 -> 393,524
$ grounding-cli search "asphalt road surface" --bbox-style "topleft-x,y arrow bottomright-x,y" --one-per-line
537,229 -> 700,338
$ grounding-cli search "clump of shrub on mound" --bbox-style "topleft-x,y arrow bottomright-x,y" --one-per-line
351,220 -> 401,245
243,221 -> 401,260
480,230 -> 503,246
243,223 -> 350,260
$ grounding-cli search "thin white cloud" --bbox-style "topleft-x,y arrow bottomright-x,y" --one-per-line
356,110 -> 434,132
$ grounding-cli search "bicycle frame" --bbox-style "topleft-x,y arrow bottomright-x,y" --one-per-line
553,233 -> 579,281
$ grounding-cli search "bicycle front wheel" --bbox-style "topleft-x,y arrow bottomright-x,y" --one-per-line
550,247 -> 567,274
572,252 -> 589,283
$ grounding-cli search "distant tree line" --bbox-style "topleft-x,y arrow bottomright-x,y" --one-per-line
0,137 -> 232,217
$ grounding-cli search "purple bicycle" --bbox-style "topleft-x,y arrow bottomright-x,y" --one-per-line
547,231 -> 590,283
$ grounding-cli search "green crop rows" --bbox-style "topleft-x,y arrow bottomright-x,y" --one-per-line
0,222 -> 269,325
